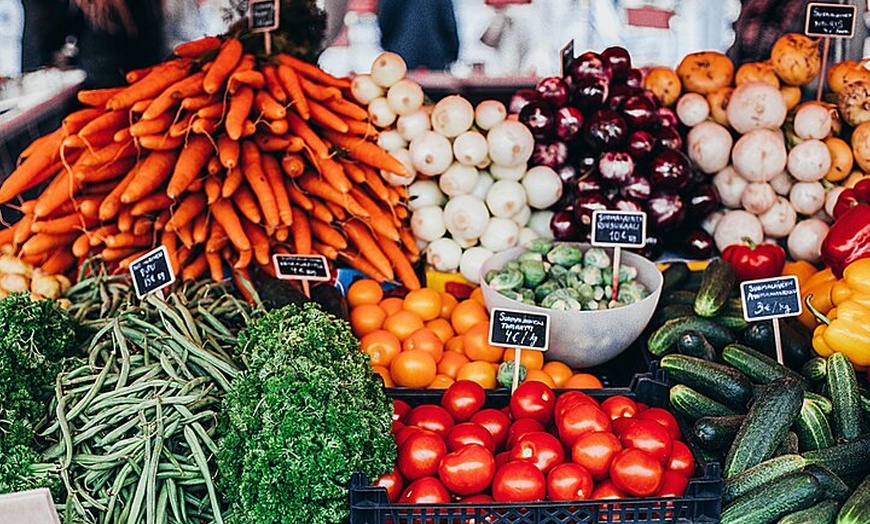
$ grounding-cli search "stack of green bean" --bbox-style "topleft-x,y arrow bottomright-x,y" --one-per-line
37,270 -> 257,524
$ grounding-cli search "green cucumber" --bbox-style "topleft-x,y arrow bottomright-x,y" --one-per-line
661,261 -> 691,292
796,398 -> 835,452
827,352 -> 862,442
675,330 -> 717,361
775,431 -> 799,456
653,303 -> 695,328
802,435 -> 870,477
802,357 -> 828,382
723,376 -> 804,478
741,319 -> 813,371
669,384 -> 739,421
777,499 -> 840,524
722,343 -> 807,386
660,354 -> 754,410
663,289 -> 697,305
693,258 -> 736,317
693,415 -> 745,450
805,391 -> 834,415
713,313 -> 749,331
804,464 -> 852,502
837,472 -> 870,524
722,454 -> 807,504
720,471 -> 823,524
647,315 -> 735,356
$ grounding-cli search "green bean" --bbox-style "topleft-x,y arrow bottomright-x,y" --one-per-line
55,375 -> 74,469
126,413 -> 151,524
64,352 -> 115,422
175,300 -> 204,348
156,480 -> 170,524
165,477 -> 183,524
183,425 -> 224,524
195,306 -> 234,338
146,401 -> 164,524
112,319 -> 132,391
158,350 -> 183,382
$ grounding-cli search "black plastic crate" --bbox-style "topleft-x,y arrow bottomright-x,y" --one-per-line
349,369 -> 723,524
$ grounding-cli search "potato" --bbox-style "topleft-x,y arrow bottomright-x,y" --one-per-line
837,81 -> 870,127
851,121 -> 870,172
780,86 -> 802,111
827,60 -> 870,94
676,51 -> 734,95
770,33 -> 821,86
706,86 -> 734,127
824,136 -> 854,182
735,61 -> 780,88
643,66 -> 682,107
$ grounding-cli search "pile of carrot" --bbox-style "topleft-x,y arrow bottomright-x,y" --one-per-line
0,34 -> 421,291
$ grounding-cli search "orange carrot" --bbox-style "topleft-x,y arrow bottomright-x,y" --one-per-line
132,217 -> 154,236
276,53 -> 351,89
192,213 -> 209,244
174,35 -> 222,58
88,225 -> 120,247
206,221 -> 228,253
101,246 -> 142,263
307,99 -> 350,133
141,70 -> 206,120
285,178 -> 313,211
254,133 -> 295,152
113,127 -> 132,143
107,58 -> 192,111
104,232 -> 152,249
161,228 -> 180,274
259,118 -> 289,136
313,241 -> 338,260
338,251 -> 389,283
309,154 -> 352,192
62,130 -> 116,151
229,265 -> 258,304
343,219 -> 394,280
297,172 -> 368,217
0,133 -> 64,204
187,176 -> 204,193
205,249 -> 225,281
72,232 -> 91,258
204,176 -> 221,204
19,127 -> 64,160
340,160 -> 367,184
226,86 -> 255,141
191,117 -> 220,136
0,226 -> 14,246
62,107 -> 106,135
125,66 -> 153,84
232,246 -> 253,270
309,218 -> 348,250
298,74 -> 341,101
325,200 -> 347,221
181,251 -> 208,280
138,133 -> 184,150
30,212 -> 94,234
262,154 -> 293,226
380,237 -> 421,290
217,134 -> 240,168
120,150 -> 179,204
154,210 -> 171,231
40,247 -> 76,275
20,232 -> 78,257
309,199 -> 334,223
118,207 -> 134,232
80,140 -> 135,166
399,227 -> 420,261
207,156 -> 222,176
165,192 -> 208,232
196,102 -> 225,119
129,112 -> 174,137
211,198 -> 251,251
166,134 -> 214,199
349,187 -> 400,241
181,93 -> 219,111
131,193 -> 173,216
240,141 -> 279,227
77,87 -> 125,107
286,113 -> 329,159
174,220 -> 194,248
274,225 -> 289,242
342,118 -> 378,137
203,38 -> 243,94
261,64 -> 288,103
230,70 -> 266,91
233,185 -> 263,224
77,109 -> 129,140
116,249 -> 152,272
241,120 -> 257,138
324,96 -> 368,121
222,166 -> 244,198
280,153 -> 306,178
322,129 -> 408,176
277,63 -> 309,120
12,215 -> 34,245
240,218 -> 271,266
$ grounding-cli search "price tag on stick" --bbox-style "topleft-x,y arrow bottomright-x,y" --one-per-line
805,2 -> 857,100
129,245 -> 176,299
249,0 -> 280,54
273,253 -> 331,298
591,210 -> 647,302
488,307 -> 550,392
740,275 -> 803,365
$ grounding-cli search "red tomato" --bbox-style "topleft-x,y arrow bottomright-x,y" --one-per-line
405,405 -> 456,439
509,431 -> 565,474
570,430 -> 622,481
494,451 -> 512,471
471,408 -> 512,452
460,493 -> 493,503
666,440 -> 695,478
510,381 -> 557,426
611,416 -> 638,437
609,448 -> 664,497
590,479 -> 626,500
618,419 -> 673,465
397,429 -> 447,481
374,466 -> 404,503
392,420 -> 406,435
636,402 -> 650,412
441,380 -> 487,422
399,476 -> 451,504
555,391 -> 597,420
600,396 -> 638,420
393,398 -> 412,423
446,422 -> 495,453
491,461 -> 547,502
556,402 -> 612,447
395,425 -> 423,447
456,494 -> 495,524
438,443 -> 496,496
635,407 -> 681,440
546,462 -> 594,501
506,418 -> 546,450
657,470 -> 689,498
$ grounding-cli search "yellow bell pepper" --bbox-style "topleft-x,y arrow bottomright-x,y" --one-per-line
807,262 -> 870,367
799,267 -> 838,330
843,258 -> 870,294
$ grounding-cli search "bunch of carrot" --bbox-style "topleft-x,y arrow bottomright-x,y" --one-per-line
0,34 -> 422,290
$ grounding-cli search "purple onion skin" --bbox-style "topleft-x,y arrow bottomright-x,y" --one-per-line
571,75 -> 609,110
584,109 -> 628,151
557,164 -> 579,185
627,130 -> 656,160
655,125 -> 683,150
535,76 -> 570,108
519,100 -> 556,140
554,105 -> 584,142
607,84 -> 642,112
624,68 -> 644,89
574,172 -> 604,195
638,235 -> 664,260
531,140 -> 570,169
612,197 -> 644,213
649,148 -> 691,190
686,183 -> 721,217
621,174 -> 652,200
597,151 -> 635,184
573,193 -> 610,228
550,210 -> 582,240
601,46 -> 632,80
509,89 -> 539,114
620,95 -> 658,130
654,107 -> 679,130
681,228 -> 716,259
646,191 -> 686,231
573,154 -> 598,175
567,51 -> 613,85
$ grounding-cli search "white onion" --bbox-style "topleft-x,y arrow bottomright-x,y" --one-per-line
409,130 -> 453,176
471,171 -> 495,201
475,99 -> 507,131
438,163 -> 479,197
380,148 -> 416,186
489,162 -> 527,181
758,197 -> 797,238
426,237 -> 463,272
377,130 -> 407,152
386,78 -> 425,116
459,246 -> 494,284
452,235 -> 478,249
700,210 -> 724,235
789,181 -> 826,216
741,182 -> 777,215
825,186 -> 846,219
411,206 -> 447,242
687,121 -> 732,174
518,227 -> 540,246
443,194 -> 490,240
487,120 -> 534,167
479,217 -> 520,253
769,170 -> 794,196
511,205 -> 531,227
370,52 -> 407,88
713,210 -> 764,251
408,179 -> 446,211
676,93 -> 711,127
485,179 -> 527,218
713,166 -> 749,208
787,218 -> 829,263
431,95 -> 475,138
453,131 -> 489,166
350,74 -> 383,105
521,165 -> 563,209
368,97 -> 397,128
527,210 -> 555,239
731,128 -> 788,182
793,102 -> 833,140
787,139 -> 832,182
397,109 -> 431,142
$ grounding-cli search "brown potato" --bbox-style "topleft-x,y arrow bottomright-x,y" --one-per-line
838,81 -> 870,127
735,61 -> 780,88
676,51 -> 734,95
824,136 -> 854,182
770,33 -> 821,86
706,86 -> 734,127
780,85 -> 802,110
850,121 -> 870,172
643,66 -> 682,106
827,60 -> 870,94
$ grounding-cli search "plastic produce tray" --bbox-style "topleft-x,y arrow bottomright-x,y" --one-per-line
349,368 -> 723,524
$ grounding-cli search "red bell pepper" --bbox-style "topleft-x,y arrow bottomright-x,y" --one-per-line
821,202 -> 870,278
832,179 -> 870,219
720,237 -> 786,282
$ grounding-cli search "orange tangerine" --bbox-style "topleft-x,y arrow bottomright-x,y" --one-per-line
542,360 -> 574,387
347,279 -> 384,307
359,329 -> 402,367
425,318 -> 455,343
379,296 -> 404,315
429,374 -> 455,389
502,348 -> 544,370
456,360 -> 497,389
403,288 -> 443,321
463,322 -> 504,363
450,299 -> 489,335
469,287 -> 485,305
445,335 -> 465,353
523,369 -> 557,388
390,349 -> 437,388
564,373 -> 604,389
437,351 -> 469,378
383,310 -> 425,341
349,303 -> 387,337
402,327 -> 444,362
372,365 -> 394,387
439,291 -> 459,319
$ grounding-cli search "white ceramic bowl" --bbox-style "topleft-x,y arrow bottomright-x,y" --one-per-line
479,243 -> 663,368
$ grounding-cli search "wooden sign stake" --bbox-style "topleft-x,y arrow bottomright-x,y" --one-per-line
817,36 -> 831,101
772,318 -> 785,365
740,275 -> 802,366
610,246 -> 622,303
511,347 -> 522,393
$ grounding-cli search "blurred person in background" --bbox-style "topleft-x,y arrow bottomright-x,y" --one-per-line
377,0 -> 460,70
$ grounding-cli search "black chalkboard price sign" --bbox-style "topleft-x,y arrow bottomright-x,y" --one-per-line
805,2 -> 856,38
273,254 -> 331,281
740,275 -> 802,322
591,210 -> 647,248
488,308 -> 550,351
129,246 -> 176,299
249,0 -> 279,32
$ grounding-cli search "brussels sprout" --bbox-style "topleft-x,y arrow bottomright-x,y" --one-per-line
520,259 -> 547,288
598,300 -> 611,309
575,282 -> 595,301
602,267 -> 612,285
504,260 -> 521,272
592,286 -> 605,301
580,265 -> 603,286
485,269 -> 500,284
547,244 -> 583,267
498,360 -> 527,388
490,269 -> 524,291
548,264 -> 569,281
541,288 -> 582,309
608,300 -> 625,309
497,289 -> 525,302
617,264 -> 638,283
547,297 -> 583,311
534,280 -> 562,303
584,300 -> 600,311
525,238 -> 553,255
517,251 -> 544,263
519,288 -> 536,304
617,280 -> 649,304
583,247 -> 611,269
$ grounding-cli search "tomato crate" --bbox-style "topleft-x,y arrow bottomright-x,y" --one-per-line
350,369 -> 723,524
